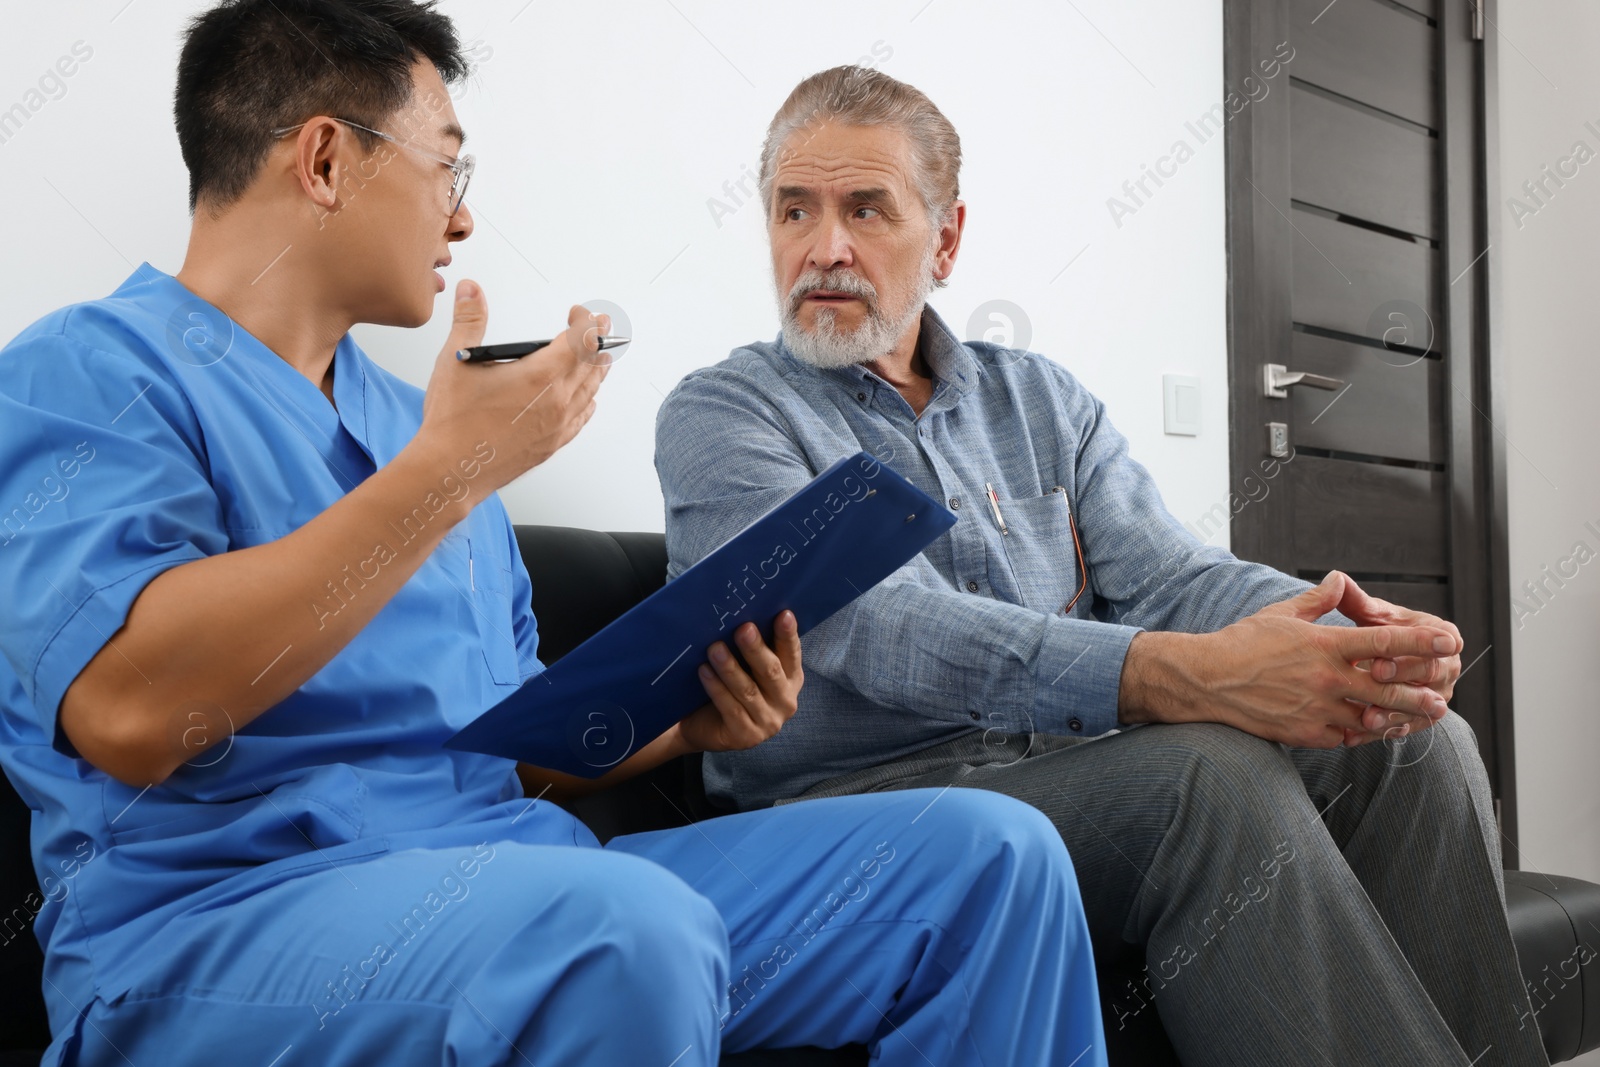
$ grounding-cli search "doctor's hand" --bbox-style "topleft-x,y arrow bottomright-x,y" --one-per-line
414,280 -> 612,501
671,611 -> 803,754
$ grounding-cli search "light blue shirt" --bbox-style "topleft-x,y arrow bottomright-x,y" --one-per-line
657,306 -> 1333,810
0,265 -> 577,1034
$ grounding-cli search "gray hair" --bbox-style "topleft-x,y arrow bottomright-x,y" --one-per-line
757,65 -> 962,228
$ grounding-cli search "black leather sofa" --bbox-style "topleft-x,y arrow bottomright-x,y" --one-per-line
2,524 -> 1597,1065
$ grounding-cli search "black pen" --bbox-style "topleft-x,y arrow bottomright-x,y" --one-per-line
457,336 -> 631,363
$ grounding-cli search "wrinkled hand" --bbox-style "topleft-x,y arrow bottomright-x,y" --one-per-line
1324,579 -> 1465,748
1192,572 -> 1457,748
1335,574 -> 1463,700
671,612 -> 802,753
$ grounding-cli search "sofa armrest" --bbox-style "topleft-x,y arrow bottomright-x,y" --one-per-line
1506,869 -> 1600,1062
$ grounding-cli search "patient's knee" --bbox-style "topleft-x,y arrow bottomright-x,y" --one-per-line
1134,723 -> 1311,835
1157,723 -> 1296,789
1387,708 -> 1488,814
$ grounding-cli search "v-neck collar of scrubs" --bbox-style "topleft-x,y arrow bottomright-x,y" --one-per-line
133,262 -> 379,468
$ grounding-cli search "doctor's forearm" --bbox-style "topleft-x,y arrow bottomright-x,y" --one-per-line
57,440 -> 477,786
516,725 -> 696,806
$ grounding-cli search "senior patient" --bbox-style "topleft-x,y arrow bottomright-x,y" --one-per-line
0,6 -> 1109,1065
656,65 -> 1549,1067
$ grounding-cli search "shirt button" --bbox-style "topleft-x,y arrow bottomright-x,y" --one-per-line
966,580 -> 980,593
1068,718 -> 1083,732
856,391 -> 866,402
968,711 -> 981,721
949,496 -> 961,509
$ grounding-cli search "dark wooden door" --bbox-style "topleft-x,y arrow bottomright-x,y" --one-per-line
1223,0 -> 1519,846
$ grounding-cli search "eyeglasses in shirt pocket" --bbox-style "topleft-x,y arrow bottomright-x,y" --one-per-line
989,488 -> 1086,617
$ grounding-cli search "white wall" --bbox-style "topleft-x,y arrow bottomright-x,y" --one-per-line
1493,0 -> 1600,1050
1494,0 -> 1600,897
0,0 -> 1231,541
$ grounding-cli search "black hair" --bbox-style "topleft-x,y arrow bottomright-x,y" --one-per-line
174,0 -> 468,212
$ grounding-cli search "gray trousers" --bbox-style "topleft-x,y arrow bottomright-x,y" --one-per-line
775,711 -> 1549,1067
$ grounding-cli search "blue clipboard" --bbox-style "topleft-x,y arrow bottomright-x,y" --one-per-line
445,452 -> 956,776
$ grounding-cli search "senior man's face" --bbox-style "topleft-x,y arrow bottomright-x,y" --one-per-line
769,123 -> 944,368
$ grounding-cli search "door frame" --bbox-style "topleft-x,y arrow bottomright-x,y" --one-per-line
1220,0 -> 1520,852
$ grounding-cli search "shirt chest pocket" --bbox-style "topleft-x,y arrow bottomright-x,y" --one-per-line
430,528 -> 522,688
987,487 -> 1086,618
461,534 -> 525,688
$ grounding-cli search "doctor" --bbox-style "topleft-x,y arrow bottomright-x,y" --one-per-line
0,1 -> 1108,1065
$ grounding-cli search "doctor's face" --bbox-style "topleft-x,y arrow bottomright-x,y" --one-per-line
333,60 -> 474,328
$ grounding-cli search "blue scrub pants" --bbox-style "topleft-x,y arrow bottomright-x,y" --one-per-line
59,788 -> 1106,1066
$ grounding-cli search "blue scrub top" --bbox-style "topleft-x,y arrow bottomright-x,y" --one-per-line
0,265 -> 584,1030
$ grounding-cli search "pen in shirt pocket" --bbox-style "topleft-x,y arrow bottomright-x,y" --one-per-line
984,482 -> 1008,535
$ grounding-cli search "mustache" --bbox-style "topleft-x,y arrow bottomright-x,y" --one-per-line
785,270 -> 879,319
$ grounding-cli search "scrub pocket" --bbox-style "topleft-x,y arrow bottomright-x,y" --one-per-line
465,535 -> 525,687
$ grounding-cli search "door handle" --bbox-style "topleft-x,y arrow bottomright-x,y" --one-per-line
1263,363 -> 1346,399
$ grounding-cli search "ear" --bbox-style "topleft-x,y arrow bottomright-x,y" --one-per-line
932,199 -> 966,283
284,118 -> 365,223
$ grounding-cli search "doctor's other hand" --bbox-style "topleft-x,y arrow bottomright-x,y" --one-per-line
673,611 -> 803,754
414,280 -> 612,500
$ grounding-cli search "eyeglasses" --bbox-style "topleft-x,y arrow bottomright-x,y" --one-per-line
270,117 -> 474,216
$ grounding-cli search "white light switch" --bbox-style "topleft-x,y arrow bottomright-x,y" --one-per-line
1163,374 -> 1202,436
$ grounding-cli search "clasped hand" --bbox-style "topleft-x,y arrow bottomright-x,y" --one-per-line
1198,571 -> 1462,748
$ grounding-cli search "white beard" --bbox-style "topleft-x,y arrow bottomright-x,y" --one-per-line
779,241 -> 938,370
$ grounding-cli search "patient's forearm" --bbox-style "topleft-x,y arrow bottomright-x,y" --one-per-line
1116,631 -> 1202,726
